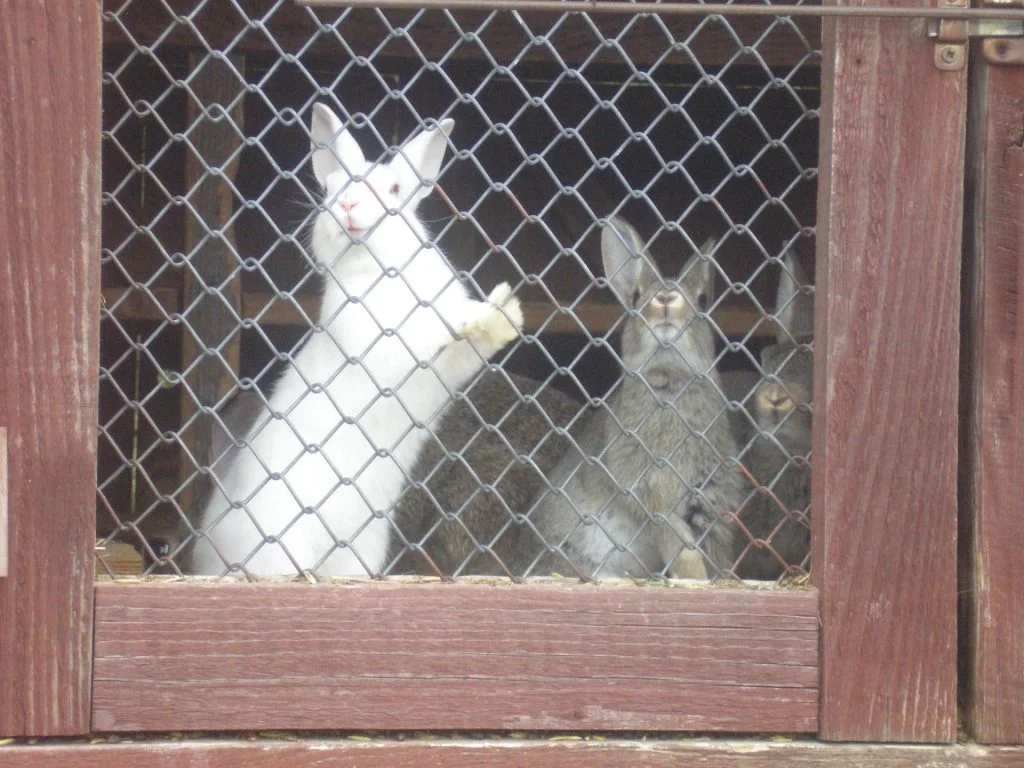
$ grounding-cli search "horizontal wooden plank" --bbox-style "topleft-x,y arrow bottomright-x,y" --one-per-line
102,0 -> 821,69
2,739 -> 1022,768
92,582 -> 818,733
102,286 -> 771,337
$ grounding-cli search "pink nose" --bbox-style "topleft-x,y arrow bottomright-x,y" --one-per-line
338,200 -> 357,213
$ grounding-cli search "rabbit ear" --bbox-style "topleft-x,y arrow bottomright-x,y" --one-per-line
776,249 -> 814,342
389,118 -> 455,201
681,236 -> 717,291
310,103 -> 363,188
601,216 -> 651,304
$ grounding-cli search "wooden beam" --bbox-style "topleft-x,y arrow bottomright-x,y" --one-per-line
102,286 -> 774,338
0,429 -> 6,577
959,50 -> 1024,745
178,52 -> 246,518
812,0 -> 965,743
92,582 -> 818,733
2,739 -> 1023,768
0,0 -> 100,737
102,0 -> 821,70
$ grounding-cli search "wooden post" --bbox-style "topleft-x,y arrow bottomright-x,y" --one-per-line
960,47 -> 1024,745
177,53 -> 245,517
0,429 -> 7,578
0,0 -> 100,736
813,0 -> 966,742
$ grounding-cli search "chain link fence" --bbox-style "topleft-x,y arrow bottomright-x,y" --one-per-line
97,0 -> 818,582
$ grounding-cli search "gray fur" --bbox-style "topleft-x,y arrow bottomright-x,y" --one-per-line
389,370 -> 585,577
508,217 -> 746,580
736,250 -> 813,579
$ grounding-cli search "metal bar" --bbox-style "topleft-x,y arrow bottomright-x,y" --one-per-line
299,0 -> 1024,21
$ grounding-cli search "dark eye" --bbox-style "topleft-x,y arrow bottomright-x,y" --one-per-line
632,289 -> 642,307
389,183 -> 400,197
697,293 -> 708,311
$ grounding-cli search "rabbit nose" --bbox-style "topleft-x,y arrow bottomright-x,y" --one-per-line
653,292 -> 683,310
338,200 -> 358,213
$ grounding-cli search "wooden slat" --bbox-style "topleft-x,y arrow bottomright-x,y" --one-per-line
0,429 -> 7,578
960,52 -> 1024,745
102,286 -> 773,337
102,0 -> 821,69
0,0 -> 100,737
178,52 -> 246,516
1,739 -> 1023,768
812,1 -> 965,743
92,582 -> 818,733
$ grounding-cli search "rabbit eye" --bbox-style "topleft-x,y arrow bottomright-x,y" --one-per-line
389,183 -> 400,197
697,293 -> 708,311
632,289 -> 642,307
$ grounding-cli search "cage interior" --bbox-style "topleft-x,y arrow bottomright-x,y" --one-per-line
98,0 -> 819,583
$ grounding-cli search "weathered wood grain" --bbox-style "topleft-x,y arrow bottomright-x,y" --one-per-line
812,0 -> 965,743
0,429 -> 7,578
1,739 -> 1022,768
960,55 -> 1024,745
0,0 -> 100,737
92,582 -> 818,733
102,0 -> 821,69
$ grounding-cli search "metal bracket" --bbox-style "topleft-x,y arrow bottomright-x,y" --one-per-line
928,0 -> 1024,70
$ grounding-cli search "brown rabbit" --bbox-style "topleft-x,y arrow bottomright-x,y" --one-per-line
388,370 -> 584,577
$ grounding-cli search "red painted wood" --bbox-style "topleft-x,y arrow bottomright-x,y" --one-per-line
960,54 -> 1024,745
0,739 -> 1021,768
92,582 -> 818,733
0,0 -> 101,737
813,0 -> 965,743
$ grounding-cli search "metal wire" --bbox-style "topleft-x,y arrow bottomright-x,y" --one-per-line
99,0 -> 818,582
302,0 -> 1024,22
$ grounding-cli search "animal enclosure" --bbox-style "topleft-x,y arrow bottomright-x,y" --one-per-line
6,0 -> 1022,758
98,0 -> 819,582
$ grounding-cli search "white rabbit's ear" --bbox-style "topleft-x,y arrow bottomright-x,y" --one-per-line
310,103 -> 363,188
390,118 -> 455,200
776,249 -> 814,342
601,216 -> 651,306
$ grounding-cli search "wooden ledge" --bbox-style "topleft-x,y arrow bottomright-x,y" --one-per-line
1,739 -> 1021,768
92,581 -> 818,733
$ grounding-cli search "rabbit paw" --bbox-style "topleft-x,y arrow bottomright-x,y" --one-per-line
669,549 -> 709,580
458,282 -> 523,350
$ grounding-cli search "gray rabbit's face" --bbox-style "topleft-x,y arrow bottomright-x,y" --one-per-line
601,218 -> 717,387
621,258 -> 716,380
754,343 -> 812,456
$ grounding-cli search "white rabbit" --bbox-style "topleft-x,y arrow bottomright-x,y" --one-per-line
190,103 -> 523,577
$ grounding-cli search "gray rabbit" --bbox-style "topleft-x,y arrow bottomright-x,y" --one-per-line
734,251 -> 813,580
388,370 -> 584,577
507,216 -> 745,580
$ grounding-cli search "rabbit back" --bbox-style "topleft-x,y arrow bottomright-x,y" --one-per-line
390,371 -> 583,577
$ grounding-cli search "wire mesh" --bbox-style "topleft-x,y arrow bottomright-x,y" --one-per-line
98,0 -> 818,582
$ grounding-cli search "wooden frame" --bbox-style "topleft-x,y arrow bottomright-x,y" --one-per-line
812,0 -> 965,743
959,41 -> 1024,745
0,0 -> 992,749
0,0 -> 101,738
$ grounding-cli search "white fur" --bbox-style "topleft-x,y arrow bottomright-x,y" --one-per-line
191,103 -> 522,577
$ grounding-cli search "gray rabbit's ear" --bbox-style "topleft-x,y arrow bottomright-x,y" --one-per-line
601,216 -> 651,305
776,249 -> 814,343
678,236 -> 717,297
